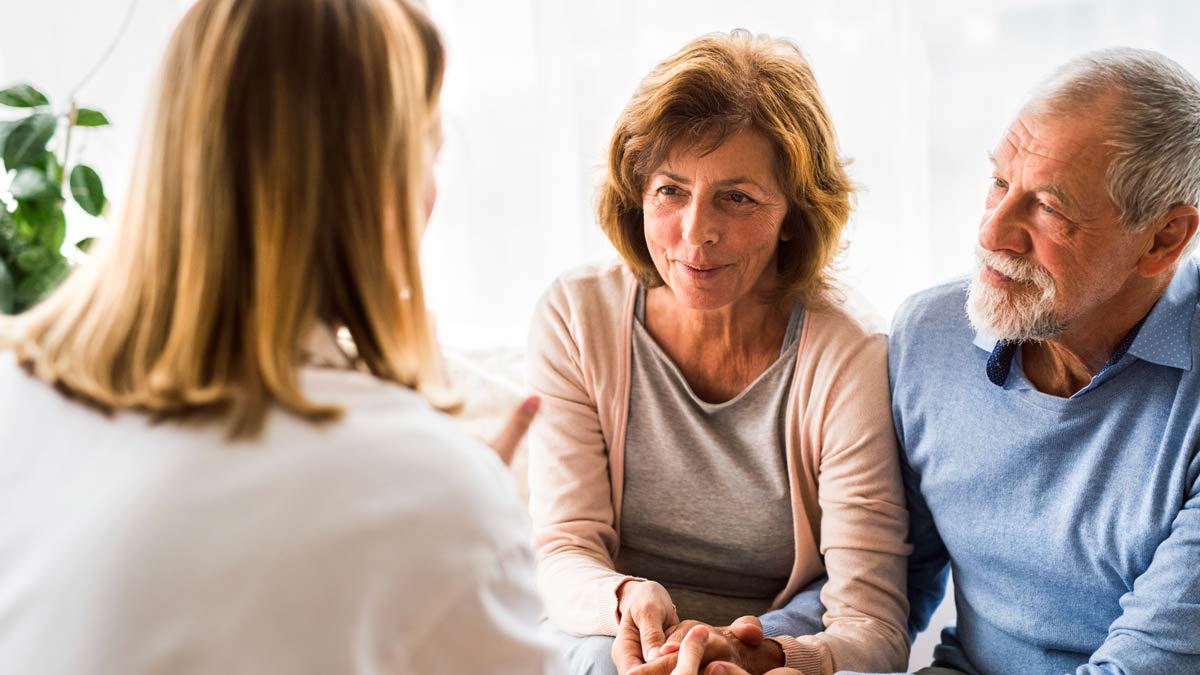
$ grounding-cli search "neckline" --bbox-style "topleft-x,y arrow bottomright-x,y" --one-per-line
634,285 -> 804,358
632,286 -> 805,410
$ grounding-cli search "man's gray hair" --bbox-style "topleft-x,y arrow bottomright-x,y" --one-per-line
1032,47 -> 1200,252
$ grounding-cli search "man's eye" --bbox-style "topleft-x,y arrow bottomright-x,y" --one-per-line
991,177 -> 1009,189
1039,202 -> 1059,216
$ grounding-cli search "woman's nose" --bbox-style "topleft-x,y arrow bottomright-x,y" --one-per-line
680,199 -> 718,246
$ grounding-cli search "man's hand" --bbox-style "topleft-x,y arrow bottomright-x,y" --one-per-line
653,624 -> 802,675
486,395 -> 539,465
612,580 -> 680,674
633,616 -> 784,675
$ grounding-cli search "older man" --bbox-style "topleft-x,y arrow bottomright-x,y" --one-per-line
891,48 -> 1200,674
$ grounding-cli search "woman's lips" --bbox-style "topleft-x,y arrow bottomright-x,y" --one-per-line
677,261 -> 730,280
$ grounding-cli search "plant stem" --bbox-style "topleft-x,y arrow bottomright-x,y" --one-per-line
60,102 -> 77,193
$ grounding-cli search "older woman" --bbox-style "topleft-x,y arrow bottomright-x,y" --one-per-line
527,31 -> 910,675
0,1 -> 559,673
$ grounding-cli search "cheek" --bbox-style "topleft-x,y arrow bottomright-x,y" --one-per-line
730,212 -> 784,256
642,205 -> 679,250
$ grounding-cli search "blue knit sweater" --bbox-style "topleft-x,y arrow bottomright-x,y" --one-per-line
889,259 -> 1200,675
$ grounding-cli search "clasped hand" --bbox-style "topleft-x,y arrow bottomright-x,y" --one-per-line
612,580 -> 790,675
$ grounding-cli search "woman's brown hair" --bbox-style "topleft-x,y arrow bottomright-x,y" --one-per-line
598,29 -> 854,306
1,0 -> 448,438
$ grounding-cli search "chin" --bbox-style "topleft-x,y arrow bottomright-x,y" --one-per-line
967,275 -> 1064,342
666,282 -> 737,311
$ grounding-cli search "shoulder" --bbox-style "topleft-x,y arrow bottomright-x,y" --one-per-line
534,260 -> 634,321
886,279 -> 982,411
283,370 -> 529,550
890,278 -> 971,342
528,260 -> 635,367
801,294 -> 888,371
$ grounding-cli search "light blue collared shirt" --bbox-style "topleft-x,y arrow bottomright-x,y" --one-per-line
888,258 -> 1200,675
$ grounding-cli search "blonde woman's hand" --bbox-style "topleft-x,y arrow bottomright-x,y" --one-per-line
486,395 -> 539,465
612,580 -> 680,673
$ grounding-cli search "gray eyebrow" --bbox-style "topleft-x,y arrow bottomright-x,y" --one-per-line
988,151 -> 1087,217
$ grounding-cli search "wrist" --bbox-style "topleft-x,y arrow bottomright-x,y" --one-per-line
757,637 -> 786,673
614,578 -> 644,619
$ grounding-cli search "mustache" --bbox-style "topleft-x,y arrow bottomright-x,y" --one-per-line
975,248 -> 1054,290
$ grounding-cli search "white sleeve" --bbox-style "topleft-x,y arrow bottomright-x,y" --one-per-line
405,541 -> 564,675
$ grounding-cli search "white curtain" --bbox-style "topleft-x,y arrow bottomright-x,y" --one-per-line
4,0 -> 1200,349
421,0 -> 1200,347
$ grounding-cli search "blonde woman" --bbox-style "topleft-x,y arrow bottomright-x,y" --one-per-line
0,1 -> 554,673
527,31 -> 910,675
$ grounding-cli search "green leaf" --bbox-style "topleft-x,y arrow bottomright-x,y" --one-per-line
2,114 -> 56,170
0,257 -> 13,314
37,207 -> 66,252
70,164 -> 106,216
73,108 -> 110,127
15,246 -> 47,272
13,199 -> 54,241
13,256 -> 67,309
75,236 -> 95,252
44,151 -> 63,184
0,84 -> 50,108
8,167 -> 59,201
0,120 -> 14,152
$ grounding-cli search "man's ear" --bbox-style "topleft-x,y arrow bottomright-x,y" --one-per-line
1138,204 -> 1200,277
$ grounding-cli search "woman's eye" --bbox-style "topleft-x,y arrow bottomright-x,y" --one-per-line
657,185 -> 680,196
727,191 -> 754,204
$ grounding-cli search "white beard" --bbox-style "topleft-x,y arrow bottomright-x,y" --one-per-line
966,248 -> 1064,342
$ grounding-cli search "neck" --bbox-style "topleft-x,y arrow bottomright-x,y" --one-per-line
645,285 -> 788,355
1022,273 -> 1169,397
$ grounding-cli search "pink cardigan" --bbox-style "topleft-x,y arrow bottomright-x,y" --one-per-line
526,262 -> 911,675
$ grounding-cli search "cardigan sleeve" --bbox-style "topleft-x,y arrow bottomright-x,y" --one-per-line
775,330 -> 912,675
525,280 -> 636,636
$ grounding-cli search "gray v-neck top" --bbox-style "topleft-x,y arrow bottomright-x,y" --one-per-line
614,287 -> 802,625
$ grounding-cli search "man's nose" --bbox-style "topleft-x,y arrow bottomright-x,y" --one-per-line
979,195 -> 1031,256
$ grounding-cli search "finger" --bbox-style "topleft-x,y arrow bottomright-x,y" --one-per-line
670,625 -> 709,675
628,654 -> 678,675
703,662 -> 755,675
660,620 -> 698,655
727,616 -> 764,646
613,612 -> 648,672
639,614 -> 669,662
487,395 -> 539,465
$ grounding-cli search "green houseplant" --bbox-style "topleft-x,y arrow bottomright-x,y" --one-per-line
0,83 -> 108,314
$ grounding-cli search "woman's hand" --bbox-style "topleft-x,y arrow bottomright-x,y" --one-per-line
633,616 -> 785,675
612,580 -> 680,673
486,395 -> 539,465
656,624 -> 802,675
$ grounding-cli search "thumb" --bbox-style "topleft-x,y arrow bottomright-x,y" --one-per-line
727,615 -> 764,646
487,395 -> 539,465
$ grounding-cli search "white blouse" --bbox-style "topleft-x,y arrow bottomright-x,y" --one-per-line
0,350 -> 560,674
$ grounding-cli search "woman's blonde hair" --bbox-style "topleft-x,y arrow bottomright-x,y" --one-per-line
0,0 -> 447,438
598,29 -> 853,306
